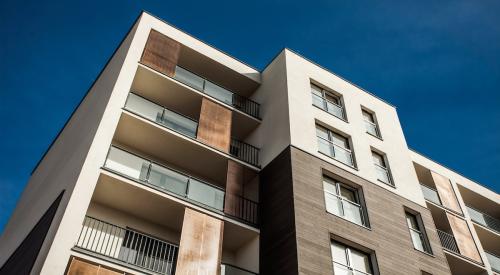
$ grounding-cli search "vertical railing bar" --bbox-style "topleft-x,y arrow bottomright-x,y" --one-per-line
91,220 -> 103,252
83,217 -> 97,249
76,216 -> 88,246
103,223 -> 112,255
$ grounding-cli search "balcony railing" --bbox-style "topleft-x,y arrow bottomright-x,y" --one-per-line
221,263 -> 258,275
466,205 -> 500,233
364,119 -> 380,138
437,229 -> 460,254
173,66 -> 260,119
104,146 -> 259,226
374,163 -> 392,186
75,216 -> 178,275
420,184 -> 442,205
312,93 -> 345,120
124,93 -> 260,167
317,137 -> 354,167
486,251 -> 500,273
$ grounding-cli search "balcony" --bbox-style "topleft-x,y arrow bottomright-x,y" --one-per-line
486,251 -> 500,273
420,184 -> 442,205
124,93 -> 259,167
103,146 -> 259,226
75,216 -> 178,275
467,205 -> 500,234
173,66 -> 260,119
312,93 -> 345,120
317,137 -> 354,167
437,229 -> 460,254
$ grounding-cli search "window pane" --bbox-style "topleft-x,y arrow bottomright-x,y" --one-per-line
350,249 -> 372,274
333,263 -> 353,275
371,152 -> 385,167
331,242 -> 348,265
325,192 -> 342,216
324,93 -> 339,104
311,84 -> 323,96
362,110 -> 374,122
339,186 -> 356,202
410,230 -> 425,251
318,137 -> 334,157
316,125 -> 329,140
331,132 -> 349,149
405,213 -> 419,230
343,200 -> 363,225
323,179 -> 337,194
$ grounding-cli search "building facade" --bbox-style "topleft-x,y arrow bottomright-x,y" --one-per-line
0,11 -> 498,275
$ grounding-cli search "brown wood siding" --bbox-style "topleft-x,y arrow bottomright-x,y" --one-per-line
431,171 -> 462,213
175,208 -> 223,275
262,146 -> 451,275
446,213 -> 482,263
224,160 -> 244,217
66,257 -> 126,275
197,98 -> 232,152
141,29 -> 180,77
259,148 -> 298,275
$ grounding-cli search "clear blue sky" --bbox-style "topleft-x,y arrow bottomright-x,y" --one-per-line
0,0 -> 499,232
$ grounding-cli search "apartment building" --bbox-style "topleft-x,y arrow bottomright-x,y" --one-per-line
0,11 -> 498,275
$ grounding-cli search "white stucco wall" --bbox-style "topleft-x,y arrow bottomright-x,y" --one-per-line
283,49 -> 426,206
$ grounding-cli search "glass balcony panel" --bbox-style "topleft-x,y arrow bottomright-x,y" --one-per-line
148,163 -> 189,196
204,81 -> 233,105
343,200 -> 363,225
333,263 -> 353,275
409,229 -> 425,251
318,137 -> 334,157
324,192 -> 342,216
374,165 -> 391,185
312,93 -> 326,110
161,108 -> 198,138
125,94 -> 164,123
486,252 -> 500,273
105,147 -> 150,181
174,66 -> 205,91
326,100 -> 344,119
333,145 -> 353,166
364,120 -> 379,137
420,185 -> 441,205
187,179 -> 225,210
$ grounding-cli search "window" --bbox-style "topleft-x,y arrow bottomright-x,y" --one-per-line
371,151 -> 392,185
405,212 -> 432,254
317,125 -> 355,167
323,177 -> 368,227
362,109 -> 380,138
331,241 -> 374,275
311,84 -> 346,120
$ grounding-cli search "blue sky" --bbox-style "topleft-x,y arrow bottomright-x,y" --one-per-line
0,0 -> 499,232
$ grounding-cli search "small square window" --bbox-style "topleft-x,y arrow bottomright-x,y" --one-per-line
311,84 -> 346,120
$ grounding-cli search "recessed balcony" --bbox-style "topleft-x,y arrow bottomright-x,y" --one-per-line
123,93 -> 259,167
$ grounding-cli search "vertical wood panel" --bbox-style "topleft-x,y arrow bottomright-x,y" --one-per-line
197,98 -> 232,152
141,29 -> 180,77
446,213 -> 482,263
175,208 -> 223,275
431,171 -> 462,213
66,258 -> 126,275
224,160 -> 244,217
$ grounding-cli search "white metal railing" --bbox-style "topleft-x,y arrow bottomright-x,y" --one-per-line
312,93 -> 345,120
317,137 -> 354,167
466,206 -> 500,233
420,184 -> 442,205
76,216 -> 178,274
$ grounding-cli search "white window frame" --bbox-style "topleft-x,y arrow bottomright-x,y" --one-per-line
331,241 -> 374,275
311,84 -> 346,120
405,211 -> 432,254
362,108 -> 381,138
371,150 -> 393,186
323,178 -> 369,227
316,124 -> 356,167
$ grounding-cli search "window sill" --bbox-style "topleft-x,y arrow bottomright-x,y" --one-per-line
377,179 -> 396,188
325,210 -> 371,231
366,131 -> 383,141
413,248 -> 435,258
318,151 -> 358,171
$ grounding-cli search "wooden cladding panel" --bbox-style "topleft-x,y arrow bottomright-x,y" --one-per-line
197,98 -> 232,152
175,208 -> 223,275
446,213 -> 482,263
431,171 -> 462,213
224,160 -> 244,216
141,29 -> 180,77
66,258 -> 126,275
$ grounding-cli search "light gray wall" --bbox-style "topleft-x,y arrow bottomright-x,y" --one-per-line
0,16 -> 141,274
